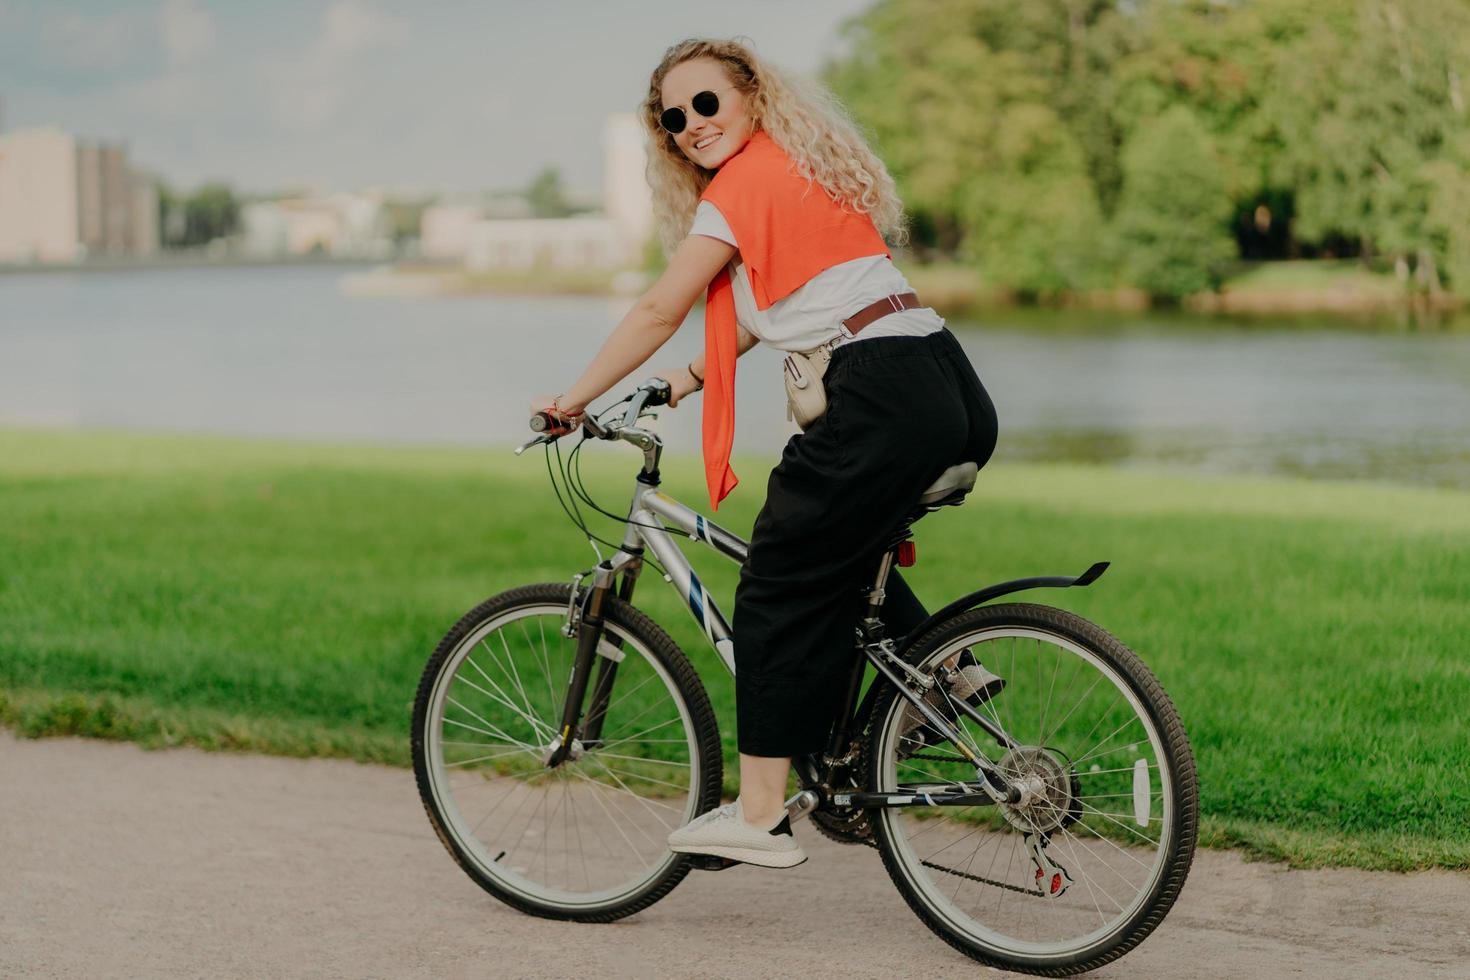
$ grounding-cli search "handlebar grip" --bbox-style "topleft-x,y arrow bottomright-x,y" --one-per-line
531,410 -> 580,436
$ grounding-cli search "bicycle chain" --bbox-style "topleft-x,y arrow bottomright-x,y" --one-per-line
890,753 -> 1046,896
904,752 -> 969,763
921,859 -> 1047,898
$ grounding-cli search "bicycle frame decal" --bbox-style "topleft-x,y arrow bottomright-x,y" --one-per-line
623,486 -> 747,675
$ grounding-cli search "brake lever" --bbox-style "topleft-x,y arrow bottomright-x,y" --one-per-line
515,434 -> 551,455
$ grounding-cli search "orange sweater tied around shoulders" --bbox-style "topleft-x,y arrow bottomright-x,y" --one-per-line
697,129 -> 890,510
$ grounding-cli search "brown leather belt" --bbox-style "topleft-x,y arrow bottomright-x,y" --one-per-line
841,292 -> 922,335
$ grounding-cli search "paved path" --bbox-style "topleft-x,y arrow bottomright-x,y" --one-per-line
3,733 -> 1467,978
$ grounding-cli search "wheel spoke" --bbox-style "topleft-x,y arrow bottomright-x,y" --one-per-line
875,614 -> 1193,964
418,600 -> 708,913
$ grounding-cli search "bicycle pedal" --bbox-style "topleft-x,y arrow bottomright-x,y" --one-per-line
687,854 -> 741,872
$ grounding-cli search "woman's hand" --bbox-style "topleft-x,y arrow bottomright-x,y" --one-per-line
528,393 -> 586,433
652,365 -> 703,408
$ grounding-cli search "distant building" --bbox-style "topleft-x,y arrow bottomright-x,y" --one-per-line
241,192 -> 392,258
465,216 -> 624,271
420,203 -> 490,260
448,113 -> 654,272
603,112 -> 654,263
0,126 -> 159,262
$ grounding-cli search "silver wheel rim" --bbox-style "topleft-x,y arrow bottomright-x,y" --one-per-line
424,603 -> 701,910
877,625 -> 1174,960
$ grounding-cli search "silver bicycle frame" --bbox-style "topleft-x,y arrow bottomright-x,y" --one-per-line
523,396 -> 752,679
523,396 -> 1023,803
616,481 -> 747,676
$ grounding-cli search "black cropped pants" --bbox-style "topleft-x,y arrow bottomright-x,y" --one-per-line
732,327 -> 999,757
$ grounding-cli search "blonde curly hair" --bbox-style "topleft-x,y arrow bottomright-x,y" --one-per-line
641,36 -> 908,254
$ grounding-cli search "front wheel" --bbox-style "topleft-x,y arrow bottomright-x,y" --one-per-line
412,583 -> 723,922
865,602 -> 1198,975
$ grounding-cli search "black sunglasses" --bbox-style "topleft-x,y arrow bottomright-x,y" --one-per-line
659,87 -> 737,135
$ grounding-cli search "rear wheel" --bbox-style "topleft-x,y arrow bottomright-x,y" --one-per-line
866,603 -> 1197,975
412,583 -> 723,922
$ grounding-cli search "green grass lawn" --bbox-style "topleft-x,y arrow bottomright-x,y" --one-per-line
2,427 -> 1467,871
1220,258 -> 1404,295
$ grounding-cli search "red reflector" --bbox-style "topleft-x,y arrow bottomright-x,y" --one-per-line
896,541 -> 916,567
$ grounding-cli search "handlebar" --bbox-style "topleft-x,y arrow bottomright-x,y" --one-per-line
517,377 -> 673,456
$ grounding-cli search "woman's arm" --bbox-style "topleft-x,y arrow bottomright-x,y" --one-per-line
693,322 -> 760,379
662,321 -> 759,408
533,235 -> 737,419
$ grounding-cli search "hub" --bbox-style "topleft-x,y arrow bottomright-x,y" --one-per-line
996,746 -> 1078,834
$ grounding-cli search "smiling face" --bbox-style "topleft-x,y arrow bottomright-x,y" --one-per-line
659,57 -> 757,170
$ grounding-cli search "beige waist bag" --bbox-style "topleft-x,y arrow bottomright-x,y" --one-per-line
783,341 -> 837,430
779,292 -> 922,430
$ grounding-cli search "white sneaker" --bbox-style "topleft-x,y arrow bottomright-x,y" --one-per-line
667,799 -> 808,869
900,661 -> 1006,735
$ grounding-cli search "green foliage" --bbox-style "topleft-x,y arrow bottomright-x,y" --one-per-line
182,183 -> 240,247
525,166 -> 574,218
383,196 -> 433,244
1260,0 -> 1470,284
158,181 -> 241,249
825,0 -> 1470,299
1112,105 -> 1237,299
824,0 -> 1129,258
1424,133 -> 1470,294
960,103 -> 1106,293
641,233 -> 668,275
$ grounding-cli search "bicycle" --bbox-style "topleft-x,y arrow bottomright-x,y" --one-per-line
411,377 -> 1198,975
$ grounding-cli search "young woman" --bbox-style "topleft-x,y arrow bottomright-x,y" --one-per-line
529,37 -> 999,869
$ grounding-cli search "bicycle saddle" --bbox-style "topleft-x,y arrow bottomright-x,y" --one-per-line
917,461 -> 978,508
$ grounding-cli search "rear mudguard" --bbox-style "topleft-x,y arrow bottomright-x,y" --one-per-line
895,561 -> 1109,659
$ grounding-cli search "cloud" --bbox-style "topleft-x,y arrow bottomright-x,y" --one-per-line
161,0 -> 215,67
315,0 -> 403,59
38,8 -> 149,70
265,1 -> 408,129
118,72 -> 206,118
111,0 -> 217,118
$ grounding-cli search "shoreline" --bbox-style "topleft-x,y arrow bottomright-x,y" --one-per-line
8,254 -> 1467,323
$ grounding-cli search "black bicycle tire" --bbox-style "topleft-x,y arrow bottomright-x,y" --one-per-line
864,602 -> 1199,976
411,582 -> 724,923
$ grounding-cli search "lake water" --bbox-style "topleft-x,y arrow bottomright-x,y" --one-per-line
3,264 -> 1468,488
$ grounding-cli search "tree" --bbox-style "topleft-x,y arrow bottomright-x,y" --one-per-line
1258,0 -> 1470,288
961,103 -> 1106,294
181,183 -> 239,247
823,0 -> 1133,254
526,166 -> 574,218
157,181 -> 186,248
1112,105 -> 1236,299
1424,134 -> 1470,295
823,0 -> 1470,298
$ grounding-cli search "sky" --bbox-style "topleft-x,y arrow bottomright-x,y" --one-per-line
0,0 -> 876,197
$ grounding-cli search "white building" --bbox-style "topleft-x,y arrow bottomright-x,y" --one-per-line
451,113 -> 654,272
603,112 -> 654,263
0,127 -> 159,263
420,203 -> 490,260
241,192 -> 392,258
465,216 -> 623,271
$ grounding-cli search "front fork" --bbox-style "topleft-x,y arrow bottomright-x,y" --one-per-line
545,551 -> 644,767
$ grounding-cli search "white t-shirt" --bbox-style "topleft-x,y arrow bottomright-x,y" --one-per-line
689,200 -> 943,353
